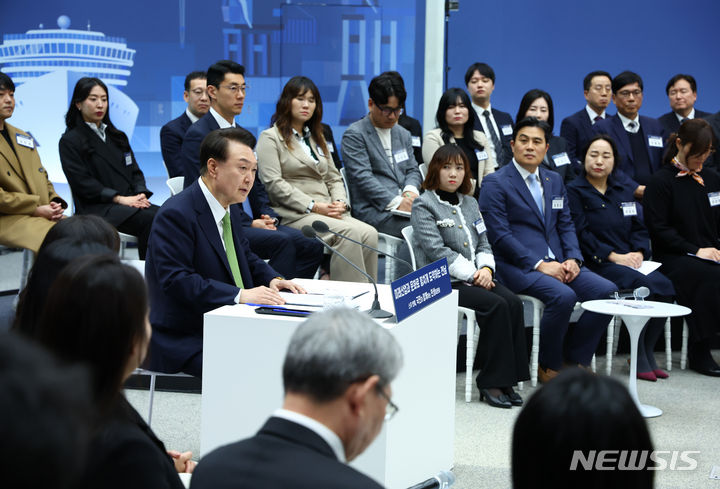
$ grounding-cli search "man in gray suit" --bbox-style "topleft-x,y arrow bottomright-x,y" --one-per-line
341,72 -> 423,238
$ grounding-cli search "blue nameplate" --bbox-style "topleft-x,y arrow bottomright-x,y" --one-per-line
391,258 -> 451,322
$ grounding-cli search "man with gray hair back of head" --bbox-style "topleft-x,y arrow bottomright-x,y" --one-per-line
190,307 -> 403,489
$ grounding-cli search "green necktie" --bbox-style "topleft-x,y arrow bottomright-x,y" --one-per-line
221,212 -> 244,288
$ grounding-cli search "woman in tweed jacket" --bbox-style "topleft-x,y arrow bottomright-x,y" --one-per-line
410,144 -> 529,408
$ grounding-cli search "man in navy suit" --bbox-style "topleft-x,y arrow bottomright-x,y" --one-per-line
479,118 -> 617,382
593,71 -> 666,200
465,62 -> 514,167
146,127 -> 305,377
658,74 -> 711,135
180,60 -> 323,279
190,307 -> 402,489
159,71 -> 209,178
560,70 -> 613,166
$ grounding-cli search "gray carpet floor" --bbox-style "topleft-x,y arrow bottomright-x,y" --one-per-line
3,249 -> 719,488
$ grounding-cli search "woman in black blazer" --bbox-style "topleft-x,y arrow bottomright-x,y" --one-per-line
516,89 -> 577,183
34,253 -> 193,488
59,77 -> 158,258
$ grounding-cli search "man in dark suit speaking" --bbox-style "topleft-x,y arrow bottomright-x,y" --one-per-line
189,306 -> 403,489
146,127 -> 304,377
479,118 -> 616,383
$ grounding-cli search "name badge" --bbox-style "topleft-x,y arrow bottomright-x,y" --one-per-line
474,217 -> 487,234
621,202 -> 637,216
709,192 -> 720,207
552,196 -> 564,210
124,152 -> 132,166
15,134 -> 34,149
475,149 -> 488,161
552,152 -> 571,167
394,149 -> 409,163
316,146 -> 325,157
648,135 -> 663,148
327,142 -> 334,153
411,136 -> 421,148
501,124 -> 513,136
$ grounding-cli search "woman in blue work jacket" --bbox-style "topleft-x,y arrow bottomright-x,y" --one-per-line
567,134 -> 675,381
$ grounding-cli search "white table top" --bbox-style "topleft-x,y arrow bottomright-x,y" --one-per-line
581,299 -> 690,318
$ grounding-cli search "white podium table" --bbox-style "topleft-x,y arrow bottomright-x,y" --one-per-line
581,299 -> 690,418
200,279 -> 458,489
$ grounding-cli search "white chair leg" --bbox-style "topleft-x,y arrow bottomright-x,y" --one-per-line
665,317 -> 672,371
591,354 -> 597,372
518,381 -> 524,391
680,320 -> 689,369
606,317 -> 614,375
460,308 -> 477,403
148,372 -> 157,426
531,306 -> 541,387
612,316 -> 622,355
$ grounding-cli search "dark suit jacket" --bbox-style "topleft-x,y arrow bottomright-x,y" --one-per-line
658,109 -> 711,135
542,135 -> 577,183
560,108 -> 610,166
398,113 -> 424,165
179,112 -> 278,225
160,111 -> 192,178
592,114 -> 666,188
59,123 -> 152,226
478,163 -> 582,291
189,416 -> 384,489
80,396 -> 184,489
145,180 -> 277,373
472,107 -> 513,166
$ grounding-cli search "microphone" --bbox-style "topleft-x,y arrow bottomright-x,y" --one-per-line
406,470 -> 456,489
301,226 -> 393,318
311,220 -> 412,272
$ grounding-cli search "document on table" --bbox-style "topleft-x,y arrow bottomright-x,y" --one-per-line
278,290 -> 368,308
636,260 -> 662,276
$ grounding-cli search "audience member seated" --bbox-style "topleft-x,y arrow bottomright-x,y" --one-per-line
13,237 -> 118,338
146,127 -> 304,377
0,72 -> 67,253
410,144 -> 529,408
465,62 -> 514,166
516,89 -> 576,183
644,119 -> 720,377
422,87 -> 495,197
512,369 -> 654,489
560,70 -> 613,166
180,60 -> 323,279
567,135 -> 675,380
59,77 -> 158,259
34,254 -> 194,488
479,117 -> 617,383
257,76 -> 378,282
658,74 -> 711,135
593,71 -> 666,199
160,70 -> 209,178
189,307 -> 402,489
386,71 -> 424,165
0,333 -> 93,489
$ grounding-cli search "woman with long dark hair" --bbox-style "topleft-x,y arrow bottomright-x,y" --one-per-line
35,254 -> 193,487
422,88 -> 495,194
644,118 -> 720,376
515,89 -> 576,182
59,77 -> 158,259
257,76 -> 378,282
411,144 -> 529,408
567,135 -> 675,380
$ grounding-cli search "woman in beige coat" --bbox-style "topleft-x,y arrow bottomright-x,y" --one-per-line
257,76 -> 378,282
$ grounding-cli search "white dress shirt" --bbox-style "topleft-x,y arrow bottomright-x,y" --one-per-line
618,112 -> 641,133
85,121 -> 108,142
209,106 -> 236,128
512,159 -> 555,265
585,104 -> 606,124
186,107 -> 200,124
674,108 -> 696,123
273,409 -> 346,462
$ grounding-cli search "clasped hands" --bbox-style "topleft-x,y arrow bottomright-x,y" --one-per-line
33,201 -> 64,221
113,193 -> 151,208
313,200 -> 347,219
537,259 -> 580,283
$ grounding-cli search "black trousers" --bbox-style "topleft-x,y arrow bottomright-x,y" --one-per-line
116,204 -> 160,260
454,281 -> 530,388
243,225 -> 324,279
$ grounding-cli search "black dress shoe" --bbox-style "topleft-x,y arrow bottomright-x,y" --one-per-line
479,389 -> 512,409
689,363 -> 720,377
502,387 -> 523,407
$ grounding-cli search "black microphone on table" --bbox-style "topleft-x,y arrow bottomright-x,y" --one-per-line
311,220 -> 413,273
406,470 -> 456,489
301,226 -> 393,319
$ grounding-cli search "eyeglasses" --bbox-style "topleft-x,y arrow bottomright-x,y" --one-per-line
617,89 -> 642,99
376,387 -> 399,421
373,101 -> 403,117
220,84 -> 248,95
